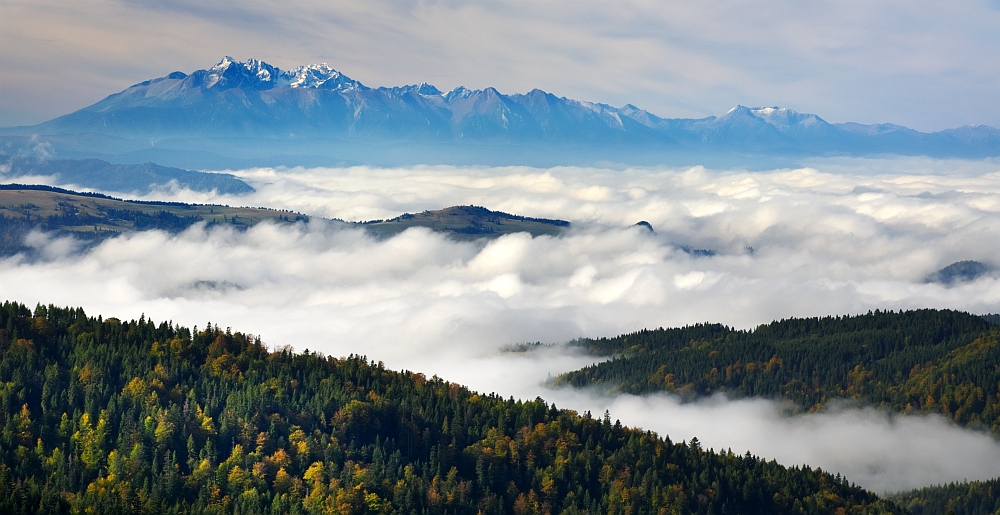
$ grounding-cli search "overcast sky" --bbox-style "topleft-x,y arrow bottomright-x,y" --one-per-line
2,0 -> 1000,131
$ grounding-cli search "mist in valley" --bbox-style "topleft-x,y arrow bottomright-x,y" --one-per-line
4,157 -> 1000,492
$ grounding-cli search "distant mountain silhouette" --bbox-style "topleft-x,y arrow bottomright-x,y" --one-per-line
3,57 -> 999,167
925,261 -> 996,285
0,155 -> 252,194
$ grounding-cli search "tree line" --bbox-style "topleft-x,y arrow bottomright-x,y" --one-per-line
556,310 -> 1000,432
0,301 -> 898,514
0,208 -> 203,257
889,478 -> 1000,515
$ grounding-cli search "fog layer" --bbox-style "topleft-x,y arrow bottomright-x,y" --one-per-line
5,157 -> 1000,492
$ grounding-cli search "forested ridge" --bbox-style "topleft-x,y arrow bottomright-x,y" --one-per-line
556,309 -> 1000,432
0,186 -> 570,257
889,479 -> 1000,515
0,301 -> 898,514
0,185 -> 306,257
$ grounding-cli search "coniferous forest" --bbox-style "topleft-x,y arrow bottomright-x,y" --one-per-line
889,478 -> 1000,515
0,301 -> 900,514
556,310 -> 1000,432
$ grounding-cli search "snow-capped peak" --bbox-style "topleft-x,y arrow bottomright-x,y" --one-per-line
720,105 -> 827,129
751,106 -> 826,128
288,63 -> 362,90
244,58 -> 277,82
203,56 -> 237,88
198,58 -> 365,91
202,57 -> 283,90
443,86 -> 478,101
751,106 -> 785,117
211,56 -> 238,71
414,82 -> 441,96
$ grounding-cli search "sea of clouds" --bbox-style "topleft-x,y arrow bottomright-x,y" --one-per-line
5,157 -> 1000,492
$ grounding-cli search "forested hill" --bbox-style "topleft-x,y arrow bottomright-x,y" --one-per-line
360,205 -> 569,240
0,184 -> 308,256
0,301 -> 898,514
0,185 -> 570,256
889,478 -> 1000,515
556,309 -> 1000,432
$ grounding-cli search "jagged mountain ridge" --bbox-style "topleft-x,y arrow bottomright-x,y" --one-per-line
6,57 -> 1000,160
24,56 -> 660,143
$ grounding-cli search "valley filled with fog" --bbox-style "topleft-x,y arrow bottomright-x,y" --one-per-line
5,157 -> 1000,493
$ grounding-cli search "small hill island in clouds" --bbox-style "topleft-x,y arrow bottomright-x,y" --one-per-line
3,57 -> 1000,169
0,184 -> 570,257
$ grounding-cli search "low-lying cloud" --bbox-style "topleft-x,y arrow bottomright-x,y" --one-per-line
544,387 -> 1000,494
5,157 -> 1000,492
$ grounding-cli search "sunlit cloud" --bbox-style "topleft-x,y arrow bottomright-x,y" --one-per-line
543,387 -> 1000,495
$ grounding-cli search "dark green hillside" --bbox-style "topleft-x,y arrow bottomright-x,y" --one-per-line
889,479 -> 1000,515
0,186 -> 569,256
0,184 -> 307,256
0,301 -> 896,514
556,310 -> 1000,432
361,205 -> 569,241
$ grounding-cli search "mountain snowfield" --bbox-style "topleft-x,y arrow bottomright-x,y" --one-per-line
3,56 -> 999,167
199,56 -> 364,91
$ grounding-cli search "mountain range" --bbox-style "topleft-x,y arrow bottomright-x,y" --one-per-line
2,57 -> 999,168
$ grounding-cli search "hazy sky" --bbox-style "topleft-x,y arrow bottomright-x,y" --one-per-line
2,0 -> 1000,130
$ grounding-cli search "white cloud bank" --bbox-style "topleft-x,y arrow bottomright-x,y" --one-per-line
6,157 -> 1000,492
